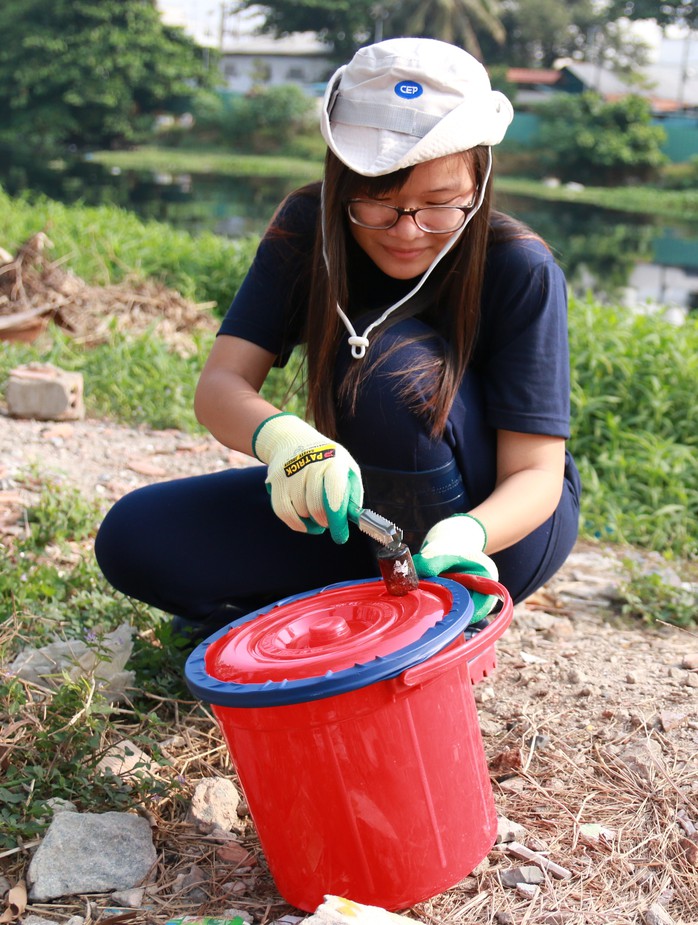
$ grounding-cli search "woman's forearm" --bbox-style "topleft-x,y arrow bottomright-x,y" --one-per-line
194,336 -> 280,457
195,367 -> 280,456
469,466 -> 564,554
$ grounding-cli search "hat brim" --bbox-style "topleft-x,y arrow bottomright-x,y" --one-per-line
321,78 -> 513,177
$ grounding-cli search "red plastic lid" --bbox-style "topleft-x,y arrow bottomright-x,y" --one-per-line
206,580 -> 455,683
185,577 -> 474,706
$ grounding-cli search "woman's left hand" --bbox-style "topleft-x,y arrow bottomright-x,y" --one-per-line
413,514 -> 499,620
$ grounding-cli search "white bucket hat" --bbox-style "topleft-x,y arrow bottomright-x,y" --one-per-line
321,37 -> 513,177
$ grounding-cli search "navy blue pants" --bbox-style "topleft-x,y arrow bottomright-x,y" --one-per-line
95,320 -> 581,623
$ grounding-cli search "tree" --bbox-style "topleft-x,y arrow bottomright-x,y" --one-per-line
605,1 -> 698,30
478,0 -> 651,71
537,92 -> 667,184
384,0 -> 505,59
236,0 -> 506,59
234,0 -> 378,58
0,0 -> 215,151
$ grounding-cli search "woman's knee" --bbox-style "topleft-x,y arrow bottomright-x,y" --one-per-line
94,486 -> 160,594
494,471 -> 580,602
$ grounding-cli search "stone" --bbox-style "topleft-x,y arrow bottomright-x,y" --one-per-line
6,363 -> 84,421
516,883 -> 539,899
189,777 -> 243,832
111,888 -> 145,907
643,903 -> 676,925
97,739 -> 157,779
27,811 -> 157,901
45,797 -> 78,815
619,739 -> 664,781
499,866 -> 545,888
8,623 -> 135,703
496,815 -> 527,844
679,836 -> 698,867
659,711 -> 687,732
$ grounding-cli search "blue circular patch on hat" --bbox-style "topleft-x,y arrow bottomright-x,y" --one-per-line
394,80 -> 423,99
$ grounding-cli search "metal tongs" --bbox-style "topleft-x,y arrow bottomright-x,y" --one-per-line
349,504 -> 419,596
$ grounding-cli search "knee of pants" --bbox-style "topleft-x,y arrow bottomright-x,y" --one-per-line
94,488 -> 158,596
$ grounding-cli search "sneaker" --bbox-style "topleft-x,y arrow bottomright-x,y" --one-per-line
464,617 -> 490,639
171,605 -> 245,645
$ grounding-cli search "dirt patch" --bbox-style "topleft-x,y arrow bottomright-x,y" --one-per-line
0,233 -> 218,354
1,411 -> 696,925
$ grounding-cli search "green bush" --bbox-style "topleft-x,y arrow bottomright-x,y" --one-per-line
175,85 -> 317,155
659,154 -> 698,191
568,296 -> 698,557
227,85 -> 316,153
536,92 -> 667,185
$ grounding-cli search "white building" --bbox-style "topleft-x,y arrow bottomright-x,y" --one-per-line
158,2 -> 334,95
218,32 -> 334,95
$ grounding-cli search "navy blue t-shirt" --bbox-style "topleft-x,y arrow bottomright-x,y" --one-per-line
218,188 -> 571,439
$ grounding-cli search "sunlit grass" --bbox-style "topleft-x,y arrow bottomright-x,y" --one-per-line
497,176 -> 698,220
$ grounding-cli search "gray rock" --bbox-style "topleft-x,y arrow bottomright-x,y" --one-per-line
499,865 -> 546,888
27,811 -> 156,901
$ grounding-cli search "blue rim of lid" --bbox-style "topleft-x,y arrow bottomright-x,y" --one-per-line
184,576 -> 473,707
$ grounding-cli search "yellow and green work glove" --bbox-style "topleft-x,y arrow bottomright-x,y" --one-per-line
412,514 -> 499,621
253,412 -> 363,544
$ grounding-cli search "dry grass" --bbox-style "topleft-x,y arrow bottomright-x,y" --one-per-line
0,233 -> 218,354
3,665 -> 696,925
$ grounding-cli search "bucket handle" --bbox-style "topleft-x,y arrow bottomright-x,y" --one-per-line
400,575 -> 513,688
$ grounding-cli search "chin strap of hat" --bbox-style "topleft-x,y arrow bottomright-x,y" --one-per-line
324,148 -> 492,360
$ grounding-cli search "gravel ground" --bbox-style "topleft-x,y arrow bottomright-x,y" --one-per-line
2,410 -> 697,924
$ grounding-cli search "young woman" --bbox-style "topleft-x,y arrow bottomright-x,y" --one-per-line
95,37 -> 581,639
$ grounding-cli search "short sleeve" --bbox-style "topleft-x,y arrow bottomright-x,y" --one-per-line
217,191 -> 318,363
475,238 -> 570,438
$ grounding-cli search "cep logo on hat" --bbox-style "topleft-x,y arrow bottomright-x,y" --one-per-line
394,81 -> 423,99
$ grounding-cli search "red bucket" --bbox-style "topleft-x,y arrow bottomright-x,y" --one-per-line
185,574 -> 512,912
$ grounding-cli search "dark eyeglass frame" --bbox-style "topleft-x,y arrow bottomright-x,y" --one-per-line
345,196 -> 478,233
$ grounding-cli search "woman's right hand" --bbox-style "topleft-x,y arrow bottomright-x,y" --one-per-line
253,413 -> 364,544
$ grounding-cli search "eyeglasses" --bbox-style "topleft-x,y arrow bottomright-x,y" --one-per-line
345,197 -> 477,234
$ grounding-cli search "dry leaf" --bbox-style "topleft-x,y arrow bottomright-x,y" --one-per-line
0,881 -> 27,923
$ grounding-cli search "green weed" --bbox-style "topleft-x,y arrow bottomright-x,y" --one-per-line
0,478 -> 191,848
0,671 -> 183,851
617,566 -> 698,629
568,296 -> 698,559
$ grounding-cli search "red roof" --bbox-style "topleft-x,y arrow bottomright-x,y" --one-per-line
507,68 -> 561,86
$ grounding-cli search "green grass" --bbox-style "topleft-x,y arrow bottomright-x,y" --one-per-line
89,146 -> 698,222
497,176 -> 698,221
0,186 -> 258,314
90,144 -> 323,180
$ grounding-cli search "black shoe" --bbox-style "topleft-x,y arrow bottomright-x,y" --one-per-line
171,605 -> 245,645
464,617 -> 490,639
